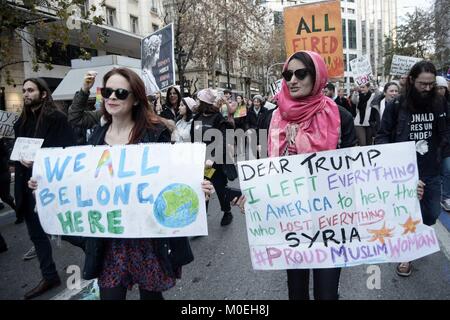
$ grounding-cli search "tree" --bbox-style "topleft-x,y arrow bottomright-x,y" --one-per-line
163,0 -> 271,95
0,0 -> 106,85
384,2 -> 450,75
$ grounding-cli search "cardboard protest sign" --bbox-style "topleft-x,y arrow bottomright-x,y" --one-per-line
350,55 -> 373,86
33,143 -> 207,238
10,137 -> 44,161
0,111 -> 19,138
390,55 -> 422,76
238,142 -> 440,270
284,0 -> 344,78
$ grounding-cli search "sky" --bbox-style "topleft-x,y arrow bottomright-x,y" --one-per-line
396,0 -> 431,25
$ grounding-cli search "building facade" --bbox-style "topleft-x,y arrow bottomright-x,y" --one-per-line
1,0 -> 165,112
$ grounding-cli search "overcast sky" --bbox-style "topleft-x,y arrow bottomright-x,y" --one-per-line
396,0 -> 431,24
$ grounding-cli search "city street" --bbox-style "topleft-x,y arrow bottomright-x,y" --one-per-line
1,181 -> 449,300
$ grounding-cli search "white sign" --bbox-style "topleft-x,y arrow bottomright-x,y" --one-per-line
265,102 -> 277,111
10,137 -> 44,161
238,142 -> 440,270
33,143 -> 207,238
0,111 -> 19,138
270,79 -> 283,96
350,56 -> 373,86
390,55 -> 423,76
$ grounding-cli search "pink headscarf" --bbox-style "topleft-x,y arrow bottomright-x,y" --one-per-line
268,51 -> 340,157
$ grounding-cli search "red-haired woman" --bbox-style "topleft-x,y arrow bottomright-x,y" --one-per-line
29,68 -> 213,300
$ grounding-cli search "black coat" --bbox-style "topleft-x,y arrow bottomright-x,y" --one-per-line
13,107 -> 75,217
81,123 -> 194,280
335,96 -> 355,118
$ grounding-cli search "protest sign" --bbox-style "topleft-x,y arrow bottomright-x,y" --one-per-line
270,79 -> 283,96
234,104 -> 247,118
33,143 -> 207,238
95,87 -> 102,110
350,56 -> 373,86
284,0 -> 344,78
390,55 -> 423,76
10,137 -> 44,161
141,24 -> 175,96
0,111 -> 19,138
238,142 -> 440,270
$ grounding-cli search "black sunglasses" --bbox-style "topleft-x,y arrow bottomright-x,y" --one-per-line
100,87 -> 132,100
282,68 -> 309,82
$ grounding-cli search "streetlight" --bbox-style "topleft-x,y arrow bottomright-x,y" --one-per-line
266,63 -> 284,95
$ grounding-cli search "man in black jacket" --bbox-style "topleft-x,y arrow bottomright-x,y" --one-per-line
14,78 -> 75,299
375,61 -> 448,277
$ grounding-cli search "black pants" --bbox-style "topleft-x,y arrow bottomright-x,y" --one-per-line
100,286 -> 164,300
0,232 -> 6,250
23,191 -> 58,281
0,176 -> 17,214
287,268 -> 341,300
208,166 -> 230,214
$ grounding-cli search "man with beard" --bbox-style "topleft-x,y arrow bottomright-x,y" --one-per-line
14,78 -> 75,299
375,61 -> 448,277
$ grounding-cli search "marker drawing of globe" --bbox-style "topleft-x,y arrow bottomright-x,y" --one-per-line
154,183 -> 199,228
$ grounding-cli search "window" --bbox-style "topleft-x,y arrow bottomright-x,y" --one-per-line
106,7 -> 116,26
342,20 -> 347,49
152,24 -> 159,32
151,0 -> 158,12
35,39 -> 98,66
130,16 -> 139,33
80,0 -> 89,17
347,0 -> 355,2
347,8 -> 355,14
348,19 -> 357,49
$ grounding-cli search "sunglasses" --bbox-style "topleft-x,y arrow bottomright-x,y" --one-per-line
282,68 -> 309,82
100,87 -> 132,100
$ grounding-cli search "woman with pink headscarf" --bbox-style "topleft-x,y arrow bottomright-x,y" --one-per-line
234,50 -> 357,300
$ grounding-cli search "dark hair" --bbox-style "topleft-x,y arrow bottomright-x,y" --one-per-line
165,86 -> 181,114
383,82 -> 399,93
404,60 -> 438,112
196,100 -> 217,115
100,67 -> 161,144
180,98 -> 194,121
21,78 -> 55,136
288,52 -> 316,88
325,83 -> 335,91
224,89 -> 232,95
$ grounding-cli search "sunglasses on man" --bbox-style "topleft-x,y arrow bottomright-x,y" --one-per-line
100,87 -> 132,100
281,68 -> 309,82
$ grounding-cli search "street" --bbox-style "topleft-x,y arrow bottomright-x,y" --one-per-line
1,180 -> 449,300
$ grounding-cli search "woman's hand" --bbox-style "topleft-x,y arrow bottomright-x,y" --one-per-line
205,159 -> 214,169
20,159 -> 33,168
417,180 -> 425,201
201,180 -> 215,201
82,71 -> 97,93
28,178 -> 38,191
231,195 -> 246,214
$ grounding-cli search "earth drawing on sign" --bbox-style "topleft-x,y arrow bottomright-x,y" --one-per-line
153,183 -> 199,228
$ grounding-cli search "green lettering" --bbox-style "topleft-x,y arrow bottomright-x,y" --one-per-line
57,211 -> 74,234
296,17 -> 311,35
73,211 -> 84,232
88,210 -> 105,234
107,210 -> 124,234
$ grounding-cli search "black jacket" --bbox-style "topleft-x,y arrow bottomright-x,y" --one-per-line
375,95 -> 448,176
13,107 -> 75,216
81,123 -> 194,280
160,105 -> 177,121
335,96 -> 355,118
337,105 -> 358,148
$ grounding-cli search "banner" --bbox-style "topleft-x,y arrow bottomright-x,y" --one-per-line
95,87 -> 102,110
238,142 -> 440,270
10,137 -> 44,161
0,111 -> 19,138
390,55 -> 423,76
141,24 -> 176,96
33,143 -> 207,238
283,0 -> 344,78
350,56 -> 373,86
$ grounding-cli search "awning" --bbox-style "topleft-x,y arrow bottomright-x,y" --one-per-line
52,57 -> 142,101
